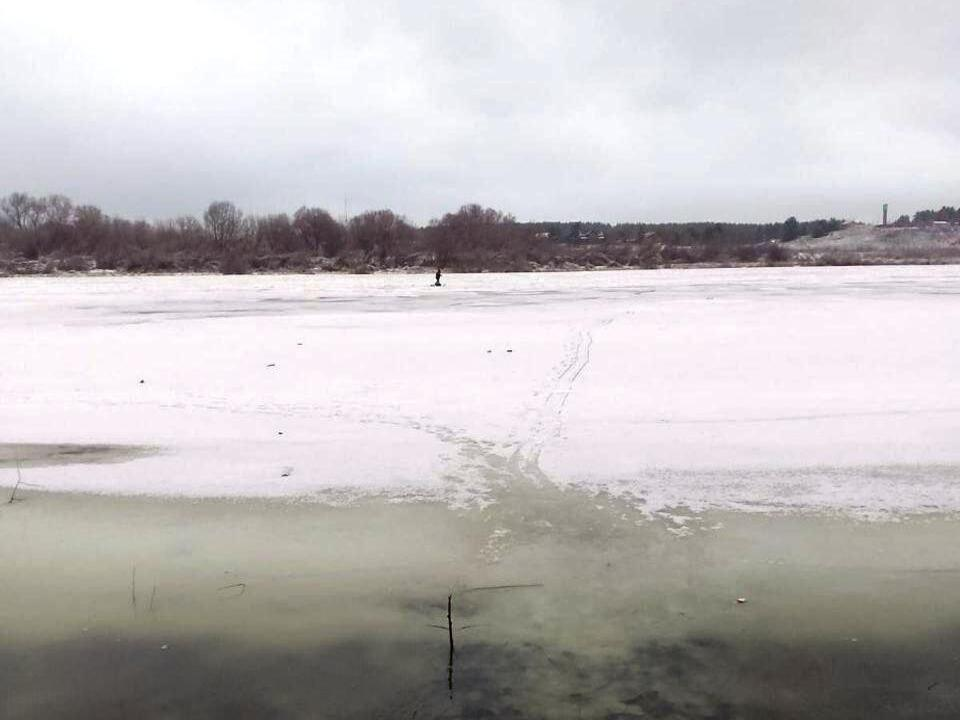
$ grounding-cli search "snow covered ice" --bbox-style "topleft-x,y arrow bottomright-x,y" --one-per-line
3,265 -> 960,518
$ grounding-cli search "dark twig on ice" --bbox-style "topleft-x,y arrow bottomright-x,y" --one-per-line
8,459 -> 23,504
131,567 -> 137,610
461,583 -> 544,594
149,585 -> 158,614
447,594 -> 455,655
447,594 -> 455,696
431,584 -> 543,697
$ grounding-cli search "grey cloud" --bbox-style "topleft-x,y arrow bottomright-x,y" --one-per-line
1,0 -> 958,225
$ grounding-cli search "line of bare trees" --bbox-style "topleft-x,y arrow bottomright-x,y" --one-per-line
0,194 -> 430,272
0,195 -> 562,273
0,191 -> 846,274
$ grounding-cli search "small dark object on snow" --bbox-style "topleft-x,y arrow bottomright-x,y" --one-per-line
266,363 -> 276,367
277,431 -> 284,435
486,349 -> 492,353
139,379 -> 145,384
506,349 -> 513,353
281,470 -> 291,477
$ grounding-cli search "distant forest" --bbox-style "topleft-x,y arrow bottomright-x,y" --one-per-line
902,206 -> 960,224
0,191 -> 949,274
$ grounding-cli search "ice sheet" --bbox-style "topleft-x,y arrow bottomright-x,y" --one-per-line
2,266 -> 959,516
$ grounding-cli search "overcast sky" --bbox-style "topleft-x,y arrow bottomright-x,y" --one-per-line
1,1 -> 958,225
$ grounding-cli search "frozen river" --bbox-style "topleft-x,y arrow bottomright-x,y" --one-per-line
3,265 -> 960,519
4,266 -> 960,718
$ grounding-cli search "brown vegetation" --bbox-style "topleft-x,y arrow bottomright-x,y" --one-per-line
2,191 -> 954,275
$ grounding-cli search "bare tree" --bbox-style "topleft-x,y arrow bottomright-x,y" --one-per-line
425,219 -> 455,269
203,201 -> 243,252
293,206 -> 344,256
348,209 -> 412,264
430,204 -> 517,267
256,213 -> 297,253
1,192 -> 32,229
43,194 -> 74,226
74,205 -> 107,252
23,196 -> 50,230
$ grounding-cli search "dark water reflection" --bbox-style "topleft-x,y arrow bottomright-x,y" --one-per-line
3,489 -> 960,718
4,629 -> 960,718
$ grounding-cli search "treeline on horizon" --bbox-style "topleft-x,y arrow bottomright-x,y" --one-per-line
904,206 -> 960,224
0,189 -> 911,275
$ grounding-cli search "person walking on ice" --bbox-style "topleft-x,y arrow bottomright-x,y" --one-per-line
434,267 -> 442,286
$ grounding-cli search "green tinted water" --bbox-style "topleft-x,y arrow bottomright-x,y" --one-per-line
2,483 -> 960,719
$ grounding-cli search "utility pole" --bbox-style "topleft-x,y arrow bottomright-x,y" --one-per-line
882,203 -> 889,227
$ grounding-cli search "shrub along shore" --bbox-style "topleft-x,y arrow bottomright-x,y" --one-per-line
2,192 -> 957,275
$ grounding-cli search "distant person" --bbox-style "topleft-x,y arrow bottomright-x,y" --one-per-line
434,268 -> 442,286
